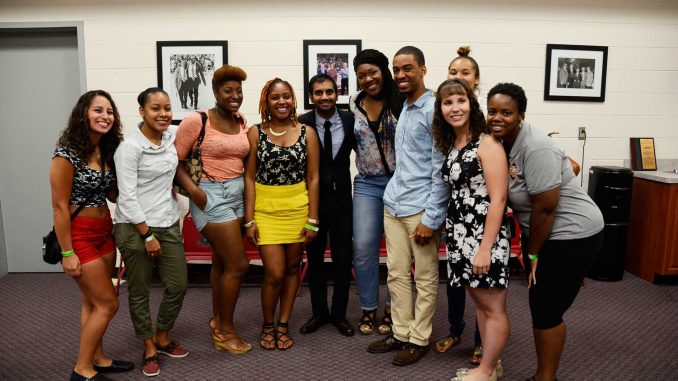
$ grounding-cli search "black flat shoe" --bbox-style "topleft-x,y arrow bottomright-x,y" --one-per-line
331,317 -> 355,336
70,370 -> 114,381
93,359 -> 135,373
299,315 -> 330,334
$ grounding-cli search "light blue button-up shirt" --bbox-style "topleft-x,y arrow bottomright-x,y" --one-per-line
383,90 -> 449,229
314,110 -> 344,159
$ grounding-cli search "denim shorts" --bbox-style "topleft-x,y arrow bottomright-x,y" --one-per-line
189,177 -> 244,231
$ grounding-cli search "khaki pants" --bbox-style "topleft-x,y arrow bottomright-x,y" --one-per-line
384,211 -> 440,346
114,221 -> 188,341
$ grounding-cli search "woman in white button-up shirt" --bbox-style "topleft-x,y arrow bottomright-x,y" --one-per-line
113,88 -> 189,377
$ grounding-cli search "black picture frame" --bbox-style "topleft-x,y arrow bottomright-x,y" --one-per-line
544,44 -> 608,102
303,39 -> 361,109
156,40 -> 228,124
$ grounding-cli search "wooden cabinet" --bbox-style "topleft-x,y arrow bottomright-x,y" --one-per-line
625,178 -> 678,283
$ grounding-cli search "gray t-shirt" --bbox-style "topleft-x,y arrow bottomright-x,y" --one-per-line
507,122 -> 604,240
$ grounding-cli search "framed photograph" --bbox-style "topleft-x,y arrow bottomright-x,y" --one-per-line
543,44 -> 608,102
303,39 -> 361,109
156,40 -> 228,124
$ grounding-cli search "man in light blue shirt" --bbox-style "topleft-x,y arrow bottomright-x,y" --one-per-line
367,46 -> 448,366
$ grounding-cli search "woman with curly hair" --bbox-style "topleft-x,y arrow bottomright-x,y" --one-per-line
349,49 -> 404,336
50,90 -> 132,381
244,78 -> 320,350
174,65 -> 253,355
432,79 -> 510,381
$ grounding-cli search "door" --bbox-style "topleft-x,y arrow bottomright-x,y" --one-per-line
0,27 -> 81,272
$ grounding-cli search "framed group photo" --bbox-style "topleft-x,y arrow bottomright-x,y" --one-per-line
156,40 -> 228,124
544,44 -> 608,102
303,39 -> 362,109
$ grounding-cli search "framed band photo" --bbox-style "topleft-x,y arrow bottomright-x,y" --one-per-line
303,39 -> 362,109
156,40 -> 228,124
543,44 -> 608,102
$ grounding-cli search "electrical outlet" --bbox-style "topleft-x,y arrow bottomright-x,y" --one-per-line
578,127 -> 587,141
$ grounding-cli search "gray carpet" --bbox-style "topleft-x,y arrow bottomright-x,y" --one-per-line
0,270 -> 677,381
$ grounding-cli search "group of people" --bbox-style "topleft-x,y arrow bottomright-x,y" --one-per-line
50,44 -> 604,381
557,61 -> 594,89
171,54 -> 208,109
316,55 -> 351,95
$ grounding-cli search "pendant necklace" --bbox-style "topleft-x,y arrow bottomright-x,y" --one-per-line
269,126 -> 287,136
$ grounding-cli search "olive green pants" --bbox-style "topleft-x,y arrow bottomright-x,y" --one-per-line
114,221 -> 188,341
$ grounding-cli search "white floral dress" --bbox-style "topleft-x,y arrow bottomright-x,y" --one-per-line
442,134 -> 510,288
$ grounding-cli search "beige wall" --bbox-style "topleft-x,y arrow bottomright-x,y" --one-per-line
2,0 -> 678,182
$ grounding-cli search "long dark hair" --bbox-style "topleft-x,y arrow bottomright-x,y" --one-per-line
57,90 -> 123,166
353,49 -> 404,119
432,79 -> 488,155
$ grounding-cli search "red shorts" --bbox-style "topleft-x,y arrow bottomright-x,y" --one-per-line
71,213 -> 115,264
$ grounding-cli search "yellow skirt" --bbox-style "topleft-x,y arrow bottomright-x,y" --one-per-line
254,181 -> 308,245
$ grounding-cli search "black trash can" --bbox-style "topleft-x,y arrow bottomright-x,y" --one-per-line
587,166 -> 634,281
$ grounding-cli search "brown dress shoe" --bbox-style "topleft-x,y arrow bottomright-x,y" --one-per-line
367,334 -> 406,353
392,343 -> 429,366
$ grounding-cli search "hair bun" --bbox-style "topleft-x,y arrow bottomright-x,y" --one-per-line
457,46 -> 471,57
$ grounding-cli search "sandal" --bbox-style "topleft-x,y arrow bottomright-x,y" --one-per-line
358,309 -> 376,335
433,335 -> 461,353
260,322 -> 276,351
377,309 -> 392,335
470,344 -> 483,365
275,322 -> 293,351
213,329 -> 252,355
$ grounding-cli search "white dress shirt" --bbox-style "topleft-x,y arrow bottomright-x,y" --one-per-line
114,125 -> 180,227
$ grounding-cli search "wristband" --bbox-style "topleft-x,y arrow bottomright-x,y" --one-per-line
145,234 -> 156,243
61,250 -> 75,257
243,220 -> 256,229
304,224 -> 319,232
528,253 -> 538,260
141,228 -> 153,240
307,217 -> 319,225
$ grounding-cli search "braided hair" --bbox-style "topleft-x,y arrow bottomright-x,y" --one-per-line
258,78 -> 298,127
353,49 -> 404,119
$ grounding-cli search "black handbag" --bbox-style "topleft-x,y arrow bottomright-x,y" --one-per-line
42,155 -> 105,264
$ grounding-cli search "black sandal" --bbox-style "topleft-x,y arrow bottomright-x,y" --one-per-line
358,309 -> 376,335
276,322 -> 293,351
260,322 -> 276,351
377,309 -> 392,335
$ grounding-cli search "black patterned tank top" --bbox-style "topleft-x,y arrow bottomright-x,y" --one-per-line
255,124 -> 307,185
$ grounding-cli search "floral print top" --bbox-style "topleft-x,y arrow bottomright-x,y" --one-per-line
349,91 -> 397,177
53,146 -> 116,207
442,134 -> 510,288
255,124 -> 307,185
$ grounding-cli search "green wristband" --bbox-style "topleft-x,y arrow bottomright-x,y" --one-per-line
528,253 -> 538,260
304,224 -> 319,232
61,250 -> 75,257
145,234 -> 156,243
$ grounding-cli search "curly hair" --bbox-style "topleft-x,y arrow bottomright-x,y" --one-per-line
432,79 -> 488,156
353,49 -> 404,119
57,90 -> 123,166
258,78 -> 298,127
487,82 -> 527,114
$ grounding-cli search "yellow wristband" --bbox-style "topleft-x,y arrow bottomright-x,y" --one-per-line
145,234 -> 156,243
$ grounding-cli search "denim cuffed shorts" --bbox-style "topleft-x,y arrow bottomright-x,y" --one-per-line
189,176 -> 244,231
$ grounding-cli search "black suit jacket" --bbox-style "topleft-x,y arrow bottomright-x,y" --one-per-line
299,109 -> 355,196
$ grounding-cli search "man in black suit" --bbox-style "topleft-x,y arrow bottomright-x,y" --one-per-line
298,74 -> 355,336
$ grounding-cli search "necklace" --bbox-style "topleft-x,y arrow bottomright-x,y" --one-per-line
269,126 -> 287,136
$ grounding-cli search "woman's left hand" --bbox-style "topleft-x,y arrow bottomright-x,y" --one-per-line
472,249 -> 491,275
299,225 -> 318,244
528,259 -> 538,288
